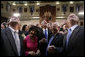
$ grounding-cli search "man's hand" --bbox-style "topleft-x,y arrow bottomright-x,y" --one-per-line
47,45 -> 56,54
39,38 -> 47,43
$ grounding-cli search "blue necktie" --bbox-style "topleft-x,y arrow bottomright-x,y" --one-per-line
45,30 -> 48,40
46,35 -> 54,56
66,29 -> 72,48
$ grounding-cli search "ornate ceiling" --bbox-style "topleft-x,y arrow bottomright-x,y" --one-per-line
7,1 -> 84,4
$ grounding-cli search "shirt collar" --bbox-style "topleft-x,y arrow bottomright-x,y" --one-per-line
9,26 -> 19,33
43,28 -> 48,31
9,26 -> 15,32
69,25 -> 78,32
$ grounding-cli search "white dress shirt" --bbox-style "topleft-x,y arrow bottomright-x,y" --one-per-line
69,25 -> 78,33
43,28 -> 48,38
9,26 -> 21,56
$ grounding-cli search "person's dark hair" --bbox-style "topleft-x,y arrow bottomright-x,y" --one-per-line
29,26 -> 38,35
22,25 -> 27,31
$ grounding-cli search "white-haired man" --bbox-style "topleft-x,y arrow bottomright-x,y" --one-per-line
46,22 -> 64,56
63,13 -> 84,56
1,16 -> 25,56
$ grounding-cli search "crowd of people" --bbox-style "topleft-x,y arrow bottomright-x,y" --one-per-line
0,13 -> 84,56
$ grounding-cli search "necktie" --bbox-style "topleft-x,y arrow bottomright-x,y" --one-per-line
48,36 -> 54,47
46,35 -> 54,56
66,29 -> 72,48
45,29 -> 48,40
14,31 -> 20,56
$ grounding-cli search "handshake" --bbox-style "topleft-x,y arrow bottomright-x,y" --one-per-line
47,45 -> 56,54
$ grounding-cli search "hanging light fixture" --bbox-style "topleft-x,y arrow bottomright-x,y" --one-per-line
56,1 -> 60,4
13,13 -> 20,17
12,2 -> 16,5
24,2 -> 27,6
36,1 -> 40,5
70,1 -> 74,4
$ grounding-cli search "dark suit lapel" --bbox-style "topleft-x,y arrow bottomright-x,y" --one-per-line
63,33 -> 67,48
50,33 -> 59,45
68,26 -> 80,47
19,34 -> 23,49
50,34 -> 57,45
6,28 -> 18,55
48,29 -> 52,42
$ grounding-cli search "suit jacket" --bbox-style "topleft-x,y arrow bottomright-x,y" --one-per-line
41,28 -> 52,42
63,26 -> 84,56
0,27 -> 25,56
47,29 -> 53,42
47,33 -> 64,56
50,33 -> 64,47
38,28 -> 52,56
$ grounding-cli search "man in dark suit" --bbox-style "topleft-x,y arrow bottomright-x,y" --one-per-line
40,20 -> 52,42
39,20 -> 52,56
0,16 -> 25,56
63,13 -> 84,56
47,22 -> 64,56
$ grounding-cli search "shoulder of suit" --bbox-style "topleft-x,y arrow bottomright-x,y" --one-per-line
79,26 -> 84,32
2,27 -> 12,33
80,26 -> 84,29
77,26 -> 84,30
1,28 -> 7,33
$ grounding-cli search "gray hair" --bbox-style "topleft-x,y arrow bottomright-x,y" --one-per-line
52,22 -> 59,27
67,13 -> 79,22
